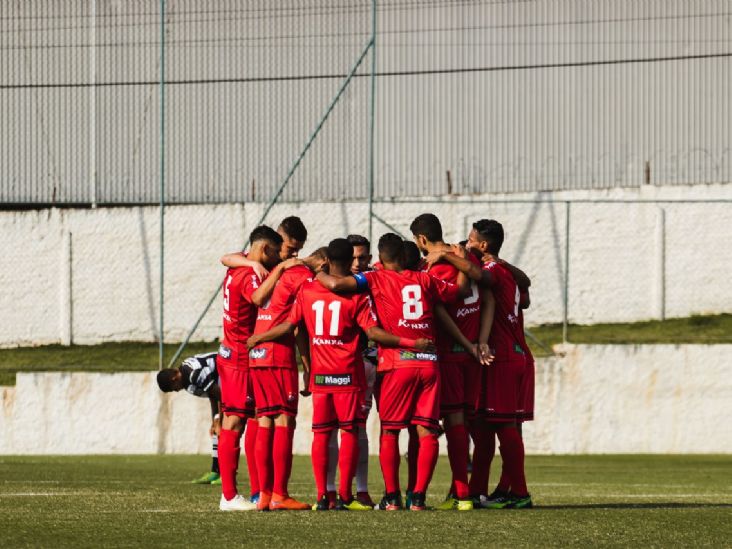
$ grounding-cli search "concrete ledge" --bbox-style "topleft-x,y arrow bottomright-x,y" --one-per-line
1,344 -> 730,454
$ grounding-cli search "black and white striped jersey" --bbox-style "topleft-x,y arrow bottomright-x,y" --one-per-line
181,352 -> 218,398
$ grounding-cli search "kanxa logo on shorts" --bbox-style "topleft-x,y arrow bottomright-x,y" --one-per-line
314,374 -> 352,386
249,347 -> 267,359
218,345 -> 232,359
399,350 -> 438,361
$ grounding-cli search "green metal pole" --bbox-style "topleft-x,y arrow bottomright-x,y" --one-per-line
367,0 -> 377,244
158,0 -> 166,370
562,201 -> 570,344
167,37 -> 374,370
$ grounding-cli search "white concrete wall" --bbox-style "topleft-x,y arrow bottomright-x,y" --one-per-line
2,184 -> 731,347
1,344 -> 730,455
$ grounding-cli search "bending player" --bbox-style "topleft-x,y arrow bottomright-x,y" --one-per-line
217,226 -> 284,511
247,246 -> 327,511
409,213 -> 494,510
317,234 -> 467,511
250,238 -> 434,510
425,219 -> 534,509
157,351 -> 222,485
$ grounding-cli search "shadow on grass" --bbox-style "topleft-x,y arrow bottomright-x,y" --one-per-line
535,502 -> 732,510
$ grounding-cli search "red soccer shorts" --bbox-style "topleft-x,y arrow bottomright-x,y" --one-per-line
477,356 -> 528,422
311,391 -> 366,432
218,359 -> 255,418
377,366 -> 440,430
439,360 -> 481,416
518,359 -> 535,422
251,367 -> 299,417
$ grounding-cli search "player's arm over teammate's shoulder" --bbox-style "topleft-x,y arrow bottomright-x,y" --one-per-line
315,269 -> 362,293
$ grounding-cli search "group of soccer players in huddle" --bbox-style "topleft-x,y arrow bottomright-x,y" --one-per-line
213,213 -> 534,512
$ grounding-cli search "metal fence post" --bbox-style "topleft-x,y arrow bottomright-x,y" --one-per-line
158,0 -> 166,370
367,0 -> 377,245
563,201 -> 570,344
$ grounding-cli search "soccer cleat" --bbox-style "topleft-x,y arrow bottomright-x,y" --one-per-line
375,492 -> 403,511
269,495 -> 311,511
249,492 -> 260,505
256,491 -> 271,511
356,491 -> 375,507
409,492 -> 427,511
219,494 -> 257,511
312,495 -> 330,511
480,489 -> 512,509
455,498 -> 474,511
505,493 -> 533,509
336,497 -> 373,511
192,471 -> 220,484
436,494 -> 457,510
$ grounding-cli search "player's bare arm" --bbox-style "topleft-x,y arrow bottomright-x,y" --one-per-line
295,327 -> 312,397
477,288 -> 496,366
520,288 -> 531,309
315,271 -> 359,293
209,396 -> 221,436
423,248 -> 492,288
251,257 -> 302,306
434,303 -> 479,362
220,252 -> 269,281
365,326 -> 435,353
246,320 -> 295,349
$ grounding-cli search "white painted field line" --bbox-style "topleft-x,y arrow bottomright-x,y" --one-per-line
0,492 -> 80,497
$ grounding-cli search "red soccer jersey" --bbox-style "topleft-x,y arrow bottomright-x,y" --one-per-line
287,280 -> 378,393
249,265 -> 314,369
427,254 -> 482,364
482,261 -> 531,362
359,269 -> 460,371
221,266 -> 260,368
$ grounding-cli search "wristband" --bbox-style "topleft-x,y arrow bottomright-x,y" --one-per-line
213,414 -> 220,421
398,337 -> 417,348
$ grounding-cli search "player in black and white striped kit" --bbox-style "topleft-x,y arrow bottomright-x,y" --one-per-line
157,352 -> 223,484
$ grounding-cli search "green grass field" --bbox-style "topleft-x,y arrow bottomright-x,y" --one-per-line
1,314 -> 731,385
0,455 -> 729,548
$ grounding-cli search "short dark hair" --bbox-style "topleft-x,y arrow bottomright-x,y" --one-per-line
310,246 -> 328,261
156,369 -> 177,392
403,241 -> 422,271
409,213 -> 443,242
347,234 -> 370,253
472,219 -> 504,254
377,233 -> 405,264
326,238 -> 354,267
249,225 -> 283,246
279,216 -> 307,242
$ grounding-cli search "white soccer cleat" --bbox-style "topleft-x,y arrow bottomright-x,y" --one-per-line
219,494 -> 257,511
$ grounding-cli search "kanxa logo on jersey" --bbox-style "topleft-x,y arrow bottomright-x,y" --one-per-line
257,313 -> 272,321
399,350 -> 437,361
397,319 -> 429,329
249,347 -> 267,359
218,345 -> 232,359
314,374 -> 352,386
312,337 -> 345,346
456,305 -> 479,318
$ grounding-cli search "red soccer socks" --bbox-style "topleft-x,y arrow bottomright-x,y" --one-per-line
311,431 -> 330,500
445,424 -> 470,499
413,432 -> 439,494
496,426 -> 528,497
338,429 -> 359,502
273,425 -> 294,497
218,428 -> 242,501
469,424 -> 496,497
255,424 -> 274,501
406,426 -> 419,493
379,430 -> 401,494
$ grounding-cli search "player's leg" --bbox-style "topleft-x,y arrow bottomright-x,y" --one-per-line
325,429 -> 339,508
410,367 -> 442,511
375,369 -> 413,510
468,417 -> 495,501
217,361 -> 257,510
269,368 -> 308,510
244,418 -> 260,501
438,362 -> 471,508
333,391 -> 370,510
405,425 -> 419,508
251,368 -> 276,510
311,393 -> 337,510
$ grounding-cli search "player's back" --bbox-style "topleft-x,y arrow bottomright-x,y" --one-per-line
293,280 -> 376,391
221,266 -> 259,356
250,264 -> 314,368
482,261 -> 529,362
428,256 -> 482,361
365,268 -> 457,370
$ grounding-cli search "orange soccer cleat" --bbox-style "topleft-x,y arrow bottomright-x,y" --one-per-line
269,494 -> 311,511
